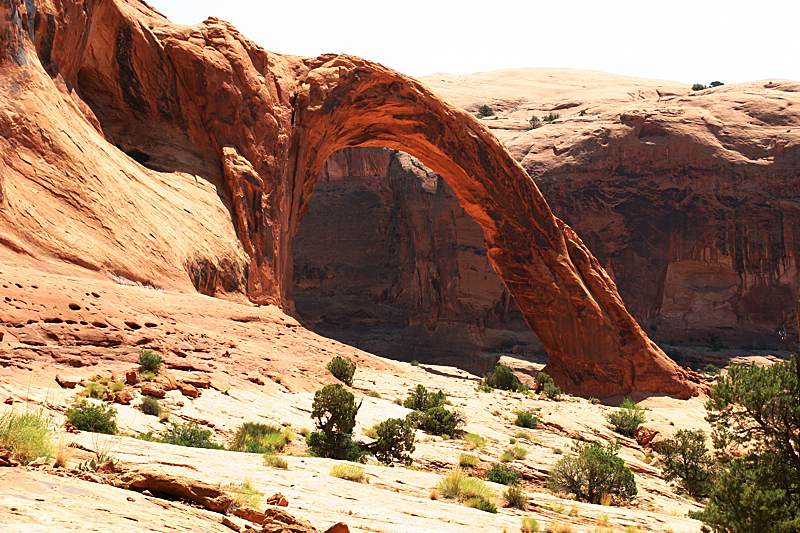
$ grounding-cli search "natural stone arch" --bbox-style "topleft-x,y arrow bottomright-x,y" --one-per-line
284,55 -> 699,398
10,0 -> 701,398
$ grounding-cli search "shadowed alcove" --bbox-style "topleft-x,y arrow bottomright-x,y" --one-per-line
292,147 -> 544,375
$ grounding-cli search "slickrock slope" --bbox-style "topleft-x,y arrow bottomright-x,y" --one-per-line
293,147 -> 534,371
0,0 -> 699,396
0,259 -> 709,532
421,69 -> 800,345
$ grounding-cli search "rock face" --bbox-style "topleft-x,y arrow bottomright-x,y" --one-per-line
293,147 -> 535,370
421,69 -> 800,346
0,0 -> 700,397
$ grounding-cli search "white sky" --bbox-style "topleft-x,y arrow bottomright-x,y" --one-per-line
151,0 -> 800,84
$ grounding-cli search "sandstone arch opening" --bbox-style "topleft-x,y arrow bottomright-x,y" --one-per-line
281,55 -> 701,398
292,147 -> 543,375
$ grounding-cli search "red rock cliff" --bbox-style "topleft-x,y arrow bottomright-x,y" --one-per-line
421,70 -> 800,345
0,0 -> 701,397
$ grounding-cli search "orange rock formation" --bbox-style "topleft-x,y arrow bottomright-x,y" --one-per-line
0,0 -> 701,397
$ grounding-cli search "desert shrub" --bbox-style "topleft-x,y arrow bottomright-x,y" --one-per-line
110,382 -> 125,392
692,83 -> 708,91
589,397 -> 599,404
606,398 -> 646,437
410,359 -> 420,366
484,364 -> 525,392
476,104 -> 495,118
459,453 -> 479,467
464,433 -> 486,450
230,481 -> 263,509
510,445 -> 527,459
326,356 -> 356,386
710,81 -> 724,87
698,354 -> 800,532
65,401 -> 117,434
515,431 -> 531,440
307,384 -> 365,460
140,396 -> 161,416
330,463 -> 366,482
466,497 -> 497,513
703,364 -> 719,376
230,422 -> 290,453
529,115 -> 541,129
407,405 -> 464,436
403,385 -> 446,411
263,452 -> 289,469
656,428 -> 714,498
486,462 -> 522,485
546,521 -> 574,533
521,517 -> 540,533
547,440 -> 637,504
369,417 -> 415,465
536,372 -> 562,400
437,468 -> 496,502
160,421 -> 222,449
504,483 -> 528,510
515,410 -> 539,429
0,411 -> 54,464
82,382 -> 107,400
542,112 -> 560,122
138,349 -> 162,374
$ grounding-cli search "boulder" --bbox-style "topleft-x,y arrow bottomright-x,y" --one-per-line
139,383 -> 166,398
55,375 -> 81,389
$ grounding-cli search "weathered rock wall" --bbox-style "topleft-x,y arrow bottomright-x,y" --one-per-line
422,71 -> 800,346
293,147 -> 535,370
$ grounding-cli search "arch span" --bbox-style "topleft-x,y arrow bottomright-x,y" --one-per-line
13,0 -> 701,397
283,55 -> 699,398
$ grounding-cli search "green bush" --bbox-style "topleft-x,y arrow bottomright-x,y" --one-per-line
656,429 -> 714,498
476,104 -> 495,118
535,372 -> 562,400
466,497 -> 497,513
606,398 -> 646,437
83,382 -> 107,400
515,410 -> 539,429
504,483 -> 528,510
160,421 -> 222,449
65,400 -> 117,434
529,115 -> 541,129
542,112 -> 560,122
0,411 -> 54,464
547,440 -> 637,504
138,349 -> 162,374
692,83 -> 708,91
230,422 -> 288,453
710,81 -> 724,87
369,417 -> 415,465
486,462 -> 522,485
326,356 -> 356,386
437,468 -> 496,502
307,383 -> 364,460
699,354 -> 800,532
459,453 -> 479,467
463,433 -> 486,450
140,396 -> 161,416
484,364 -> 525,392
403,385 -> 446,411
407,405 -> 464,436
330,463 -> 366,482
521,517 -> 540,533
703,364 -> 719,376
